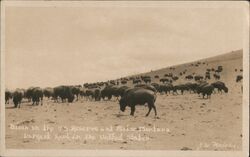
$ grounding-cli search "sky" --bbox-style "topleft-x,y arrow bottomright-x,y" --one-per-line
4,4 -> 244,90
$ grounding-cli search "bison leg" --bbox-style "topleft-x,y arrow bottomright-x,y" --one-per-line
130,106 -> 135,116
41,97 -> 43,106
146,106 -> 152,117
153,105 -> 157,116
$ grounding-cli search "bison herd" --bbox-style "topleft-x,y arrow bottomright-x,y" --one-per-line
5,63 -> 243,117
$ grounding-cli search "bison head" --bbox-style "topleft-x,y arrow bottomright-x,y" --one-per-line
119,98 -> 126,112
68,95 -> 74,103
224,87 -> 229,93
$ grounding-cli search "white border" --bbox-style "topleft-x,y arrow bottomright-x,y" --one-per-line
0,1 -> 249,157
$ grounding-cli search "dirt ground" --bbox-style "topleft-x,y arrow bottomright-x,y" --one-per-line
5,85 -> 242,150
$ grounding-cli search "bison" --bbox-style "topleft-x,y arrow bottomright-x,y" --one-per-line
53,86 -> 74,103
13,89 -> 25,108
236,75 -> 243,82
30,87 -> 43,105
119,88 -> 157,116
211,81 -> 228,93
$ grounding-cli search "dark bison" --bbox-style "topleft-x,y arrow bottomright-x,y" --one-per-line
194,75 -> 204,81
53,86 -> 74,103
185,75 -> 193,80
94,89 -> 101,101
5,90 -> 12,104
13,89 -> 25,108
154,75 -> 159,79
70,86 -> 81,101
158,84 -> 173,94
211,81 -> 228,93
85,89 -> 95,100
196,81 -> 209,96
173,84 -> 189,95
236,75 -> 243,82
101,86 -> 120,101
30,87 -> 43,105
25,87 -> 35,102
184,82 -> 199,93
198,84 -> 214,99
119,88 -> 157,116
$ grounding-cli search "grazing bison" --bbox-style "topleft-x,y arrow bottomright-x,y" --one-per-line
5,90 -> 12,104
211,81 -> 228,93
53,86 -> 74,103
119,88 -> 157,116
13,89 -> 24,108
236,75 -> 243,82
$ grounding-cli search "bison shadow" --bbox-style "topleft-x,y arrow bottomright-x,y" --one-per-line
112,113 -> 130,118
5,106 -> 16,109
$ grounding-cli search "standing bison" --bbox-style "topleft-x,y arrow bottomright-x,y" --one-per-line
211,81 -> 228,93
53,86 -> 74,103
236,75 -> 243,82
13,89 -> 25,108
119,88 -> 157,117
31,87 -> 43,105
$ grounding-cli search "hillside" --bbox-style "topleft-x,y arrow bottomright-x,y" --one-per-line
124,49 -> 243,86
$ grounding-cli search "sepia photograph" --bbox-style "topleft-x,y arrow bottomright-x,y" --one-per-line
0,1 -> 249,157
